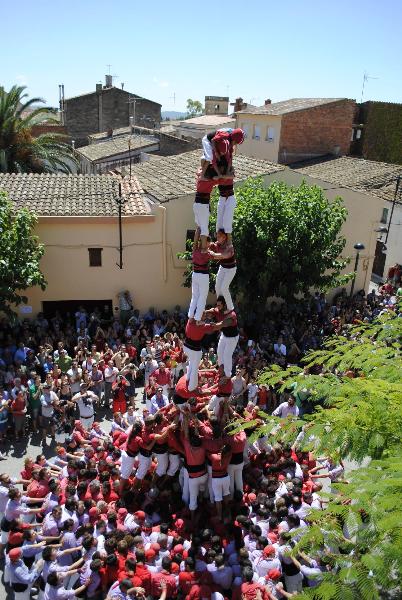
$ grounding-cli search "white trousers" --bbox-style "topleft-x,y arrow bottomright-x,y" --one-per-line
154,452 -> 169,476
215,266 -> 236,310
120,451 -> 137,479
183,346 -> 202,391
80,415 -> 94,430
136,454 -> 152,480
211,475 -> 230,502
217,334 -> 239,377
188,272 -> 209,321
180,466 -> 189,504
188,472 -> 208,510
216,194 -> 236,234
167,453 -> 181,476
193,203 -> 210,236
228,462 -> 244,496
14,589 -> 32,600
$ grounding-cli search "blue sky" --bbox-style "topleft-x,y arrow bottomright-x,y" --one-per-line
2,0 -> 402,111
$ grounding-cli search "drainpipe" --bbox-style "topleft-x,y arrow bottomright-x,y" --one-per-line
160,206 -> 167,282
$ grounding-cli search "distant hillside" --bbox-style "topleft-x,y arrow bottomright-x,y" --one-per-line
162,110 -> 186,120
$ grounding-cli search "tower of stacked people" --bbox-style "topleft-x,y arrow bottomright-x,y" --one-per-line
177,127 -> 245,403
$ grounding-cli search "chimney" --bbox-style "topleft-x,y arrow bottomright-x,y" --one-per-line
96,83 -> 102,93
121,82 -> 125,90
265,99 -> 272,105
105,74 -> 113,88
231,97 -> 244,112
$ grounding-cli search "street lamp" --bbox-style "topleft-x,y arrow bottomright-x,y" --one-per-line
350,242 -> 365,297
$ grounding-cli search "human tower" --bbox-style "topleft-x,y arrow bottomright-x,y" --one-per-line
181,127 -> 245,399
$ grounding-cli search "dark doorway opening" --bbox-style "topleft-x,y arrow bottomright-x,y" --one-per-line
372,241 -> 386,279
42,299 -> 114,320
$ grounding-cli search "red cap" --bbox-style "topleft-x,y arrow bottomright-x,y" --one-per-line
135,511 -> 145,520
172,544 -> 184,554
171,562 -> 180,574
267,568 -> 281,581
247,493 -> 257,503
89,507 -> 99,518
145,549 -> 156,560
278,474 -> 286,481
9,548 -> 22,561
263,545 -> 275,556
231,128 -> 245,145
267,532 -> 278,543
150,543 -> 160,553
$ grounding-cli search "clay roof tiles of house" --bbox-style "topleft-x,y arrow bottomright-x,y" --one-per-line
0,173 -> 151,217
179,115 -> 236,127
131,149 -> 285,201
237,97 -> 348,116
76,134 -> 159,162
293,156 -> 402,204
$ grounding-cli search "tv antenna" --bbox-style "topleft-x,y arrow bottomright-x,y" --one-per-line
169,92 -> 176,105
360,71 -> 379,103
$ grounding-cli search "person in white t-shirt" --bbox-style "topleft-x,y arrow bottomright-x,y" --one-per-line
247,379 -> 259,404
72,383 -> 98,430
104,361 -> 118,407
40,383 -> 57,441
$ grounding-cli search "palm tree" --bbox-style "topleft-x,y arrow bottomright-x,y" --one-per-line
0,85 -> 77,173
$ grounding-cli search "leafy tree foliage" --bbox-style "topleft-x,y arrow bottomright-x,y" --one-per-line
0,191 -> 46,317
185,98 -> 203,118
0,85 -> 77,173
179,179 -> 352,309
232,308 -> 402,599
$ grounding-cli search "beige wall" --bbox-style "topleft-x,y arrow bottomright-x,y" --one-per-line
262,170 -> 381,297
22,207 -> 193,317
20,169 -> 380,318
236,114 -> 282,162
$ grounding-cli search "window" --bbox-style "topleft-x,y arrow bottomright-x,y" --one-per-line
266,126 -> 275,142
88,248 -> 103,267
253,125 -> 261,140
380,208 -> 389,224
186,230 -> 195,248
241,123 -> 250,138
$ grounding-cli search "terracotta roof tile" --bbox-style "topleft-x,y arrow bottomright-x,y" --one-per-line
131,150 -> 284,201
238,98 -> 348,116
0,173 -> 151,217
76,134 -> 158,162
293,156 -> 402,204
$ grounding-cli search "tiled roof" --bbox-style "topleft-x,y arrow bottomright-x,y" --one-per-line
293,156 -> 402,204
131,150 -> 284,201
237,98 -> 348,116
65,87 -> 161,106
0,173 -> 151,217
179,115 -> 235,127
89,127 -> 132,141
76,134 -> 159,162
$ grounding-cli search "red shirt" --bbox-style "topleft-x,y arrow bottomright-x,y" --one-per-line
192,249 -> 209,274
182,438 -> 206,478
210,452 -> 231,477
257,388 -> 268,407
139,428 -> 155,450
135,565 -> 152,595
185,320 -> 216,342
179,571 -> 198,595
151,570 -> 177,598
153,368 -> 171,387
241,582 -> 269,600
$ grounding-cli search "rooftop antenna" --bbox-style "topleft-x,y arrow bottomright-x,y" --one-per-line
361,71 -> 379,103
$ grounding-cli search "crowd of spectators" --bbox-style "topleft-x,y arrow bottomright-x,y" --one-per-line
0,279 -> 400,600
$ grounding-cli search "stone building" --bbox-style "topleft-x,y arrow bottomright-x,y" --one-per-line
204,96 -> 229,116
236,98 -> 356,164
351,101 -> 402,165
62,77 -> 161,147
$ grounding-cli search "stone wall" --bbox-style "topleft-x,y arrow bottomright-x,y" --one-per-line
131,126 -> 200,156
278,100 -> 356,164
64,88 -> 161,147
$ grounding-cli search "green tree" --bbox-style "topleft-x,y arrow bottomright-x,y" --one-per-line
179,178 -> 352,310
186,98 -> 203,118
0,85 -> 77,173
232,309 -> 402,599
0,191 -> 46,317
